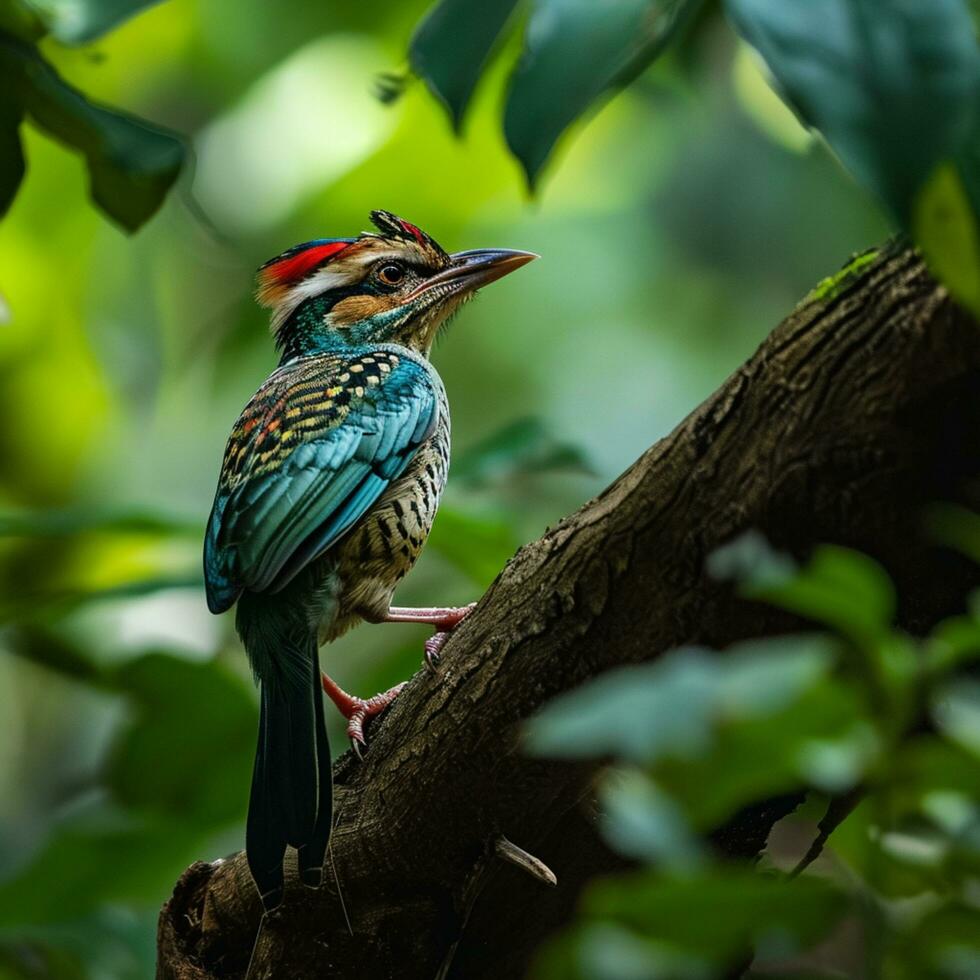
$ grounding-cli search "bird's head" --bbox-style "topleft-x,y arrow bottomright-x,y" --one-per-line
256,210 -> 537,360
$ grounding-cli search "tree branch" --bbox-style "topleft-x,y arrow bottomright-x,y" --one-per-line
157,244 -> 980,979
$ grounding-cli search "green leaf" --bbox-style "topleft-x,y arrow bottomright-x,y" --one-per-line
526,636 -> 832,765
533,921 -> 712,980
932,679 -> 980,757
0,818 -> 203,927
725,0 -> 980,223
924,503 -> 980,565
0,507 -> 201,538
28,0 -> 167,44
0,99 -> 24,217
410,0 -> 520,130
504,0 -> 704,187
0,0 -> 48,42
106,653 -> 255,825
0,37 -> 183,231
748,545 -> 896,644
453,417 -> 594,487
582,868 -> 844,965
914,163 -> 980,319
599,769 -> 705,866
426,505 -> 519,587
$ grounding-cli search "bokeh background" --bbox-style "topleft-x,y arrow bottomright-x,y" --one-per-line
0,1 -> 889,975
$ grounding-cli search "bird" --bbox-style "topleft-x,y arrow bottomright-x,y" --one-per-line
203,210 -> 536,910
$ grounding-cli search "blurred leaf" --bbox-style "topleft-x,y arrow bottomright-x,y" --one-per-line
29,0 -> 167,44
599,769 -> 705,866
914,163 -> 980,319
707,529 -> 796,589
0,0 -> 47,41
0,100 -> 24,217
504,0 -> 704,187
534,921 -> 711,980
886,902 -> 980,979
7,627 -> 110,687
932,679 -> 980,757
745,543 -> 895,644
453,417 -> 594,487
582,868 -> 843,966
925,613 -> 980,676
527,636 -> 832,764
0,507 -> 201,539
924,502 -> 980,565
409,0 -> 520,130
0,574 -> 205,624
0,651 -> 254,927
725,0 -> 980,223
527,647 -> 717,763
0,36 -> 183,231
106,653 -> 255,824
426,505 -> 518,586
0,818 -> 201,927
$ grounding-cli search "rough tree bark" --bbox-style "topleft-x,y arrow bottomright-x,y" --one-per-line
158,244 -> 980,979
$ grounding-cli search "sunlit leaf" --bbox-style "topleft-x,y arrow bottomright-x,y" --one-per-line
0,37 -> 184,231
453,417 -> 594,487
29,0 -> 168,44
504,0 -> 704,187
725,0 -> 980,223
410,0 -> 520,130
914,163 -> 980,319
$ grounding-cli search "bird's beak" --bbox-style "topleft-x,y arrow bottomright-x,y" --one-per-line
414,248 -> 538,298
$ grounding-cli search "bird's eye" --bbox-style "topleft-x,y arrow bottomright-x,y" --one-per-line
377,263 -> 405,285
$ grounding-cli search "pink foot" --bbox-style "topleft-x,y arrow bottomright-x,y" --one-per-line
320,672 -> 406,756
384,603 -> 476,670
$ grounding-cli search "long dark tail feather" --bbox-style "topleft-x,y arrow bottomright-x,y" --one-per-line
246,637 -> 332,910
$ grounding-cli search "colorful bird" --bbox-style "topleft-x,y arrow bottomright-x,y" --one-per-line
203,210 -> 536,909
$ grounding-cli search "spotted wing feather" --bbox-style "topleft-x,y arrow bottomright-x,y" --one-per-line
204,350 -> 438,613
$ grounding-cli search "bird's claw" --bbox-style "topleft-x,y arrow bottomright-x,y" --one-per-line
424,632 -> 449,672
321,674 -> 406,759
423,603 -> 477,672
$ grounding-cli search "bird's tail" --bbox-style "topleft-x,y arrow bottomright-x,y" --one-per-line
245,633 -> 332,910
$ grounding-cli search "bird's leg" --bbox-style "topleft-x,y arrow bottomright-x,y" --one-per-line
320,672 -> 406,756
383,603 -> 477,670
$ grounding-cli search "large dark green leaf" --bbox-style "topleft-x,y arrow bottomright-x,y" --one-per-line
106,653 -> 255,825
0,651 -> 255,927
410,0 -> 520,131
0,98 -> 24,217
725,0 -> 980,223
0,37 -> 183,231
30,0 -> 167,44
505,0 -> 704,187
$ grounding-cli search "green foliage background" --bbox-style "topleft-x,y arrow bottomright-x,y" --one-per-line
3,0 -> 978,976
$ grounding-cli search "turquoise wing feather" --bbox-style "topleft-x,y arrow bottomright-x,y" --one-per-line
204,349 -> 438,613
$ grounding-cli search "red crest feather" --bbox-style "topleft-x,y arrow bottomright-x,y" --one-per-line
256,240 -> 352,306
